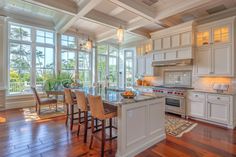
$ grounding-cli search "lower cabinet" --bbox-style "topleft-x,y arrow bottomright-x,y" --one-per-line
187,92 -> 234,128
207,102 -> 229,124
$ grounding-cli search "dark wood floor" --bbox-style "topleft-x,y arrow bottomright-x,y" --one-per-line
0,109 -> 236,157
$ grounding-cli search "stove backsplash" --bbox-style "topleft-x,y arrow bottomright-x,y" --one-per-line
164,71 -> 192,87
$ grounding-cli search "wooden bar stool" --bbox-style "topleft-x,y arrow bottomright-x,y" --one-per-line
75,91 -> 90,143
64,88 -> 78,130
87,95 -> 117,157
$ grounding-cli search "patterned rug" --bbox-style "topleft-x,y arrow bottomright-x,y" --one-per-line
165,115 -> 197,137
21,104 -> 66,121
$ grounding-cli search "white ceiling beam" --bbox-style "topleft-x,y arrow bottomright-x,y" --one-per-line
155,0 -> 214,20
129,29 -> 150,39
57,0 -> 103,33
126,18 -> 152,31
0,9 -> 54,29
109,0 -> 156,20
83,10 -> 127,29
96,30 -> 116,42
23,0 -> 78,15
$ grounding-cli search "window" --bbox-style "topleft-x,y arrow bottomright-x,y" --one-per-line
124,50 -> 134,88
61,35 -> 76,49
60,34 -> 92,86
78,52 -> 91,86
8,23 -> 55,95
61,50 -> 76,75
97,44 -> 119,87
36,47 -> 54,91
36,30 -> 54,44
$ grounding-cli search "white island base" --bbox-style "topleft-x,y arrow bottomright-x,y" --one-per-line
116,97 -> 166,157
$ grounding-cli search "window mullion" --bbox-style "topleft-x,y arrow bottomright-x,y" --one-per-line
31,28 -> 36,87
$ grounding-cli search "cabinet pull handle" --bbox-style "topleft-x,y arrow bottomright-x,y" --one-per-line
195,95 -> 198,97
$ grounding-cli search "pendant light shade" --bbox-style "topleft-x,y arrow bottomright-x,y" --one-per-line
86,39 -> 92,51
117,26 -> 124,43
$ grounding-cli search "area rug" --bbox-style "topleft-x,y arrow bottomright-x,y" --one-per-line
21,104 -> 66,121
165,115 -> 197,137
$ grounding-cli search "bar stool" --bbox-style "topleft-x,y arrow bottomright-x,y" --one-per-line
75,91 -> 90,143
64,88 -> 78,130
87,95 -> 117,157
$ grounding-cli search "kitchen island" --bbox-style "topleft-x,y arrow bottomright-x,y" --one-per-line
76,88 -> 166,157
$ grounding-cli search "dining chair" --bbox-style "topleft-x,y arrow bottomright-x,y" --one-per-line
64,88 -> 79,130
31,87 -> 57,115
75,91 -> 90,143
87,95 -> 117,157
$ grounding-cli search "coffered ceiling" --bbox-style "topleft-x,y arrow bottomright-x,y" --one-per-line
0,0 -> 236,45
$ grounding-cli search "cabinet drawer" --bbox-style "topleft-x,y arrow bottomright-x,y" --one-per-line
208,95 -> 230,104
189,92 -> 205,101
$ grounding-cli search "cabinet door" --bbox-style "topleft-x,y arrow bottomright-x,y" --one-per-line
189,101 -> 206,119
154,53 -> 165,61
145,54 -> 153,76
195,47 -> 212,75
171,34 -> 180,48
213,24 -> 231,45
207,102 -> 229,124
177,47 -> 192,59
136,56 -> 145,76
181,32 -> 191,46
212,44 -> 232,75
163,37 -> 171,49
154,39 -> 162,50
196,29 -> 211,47
165,50 -> 177,60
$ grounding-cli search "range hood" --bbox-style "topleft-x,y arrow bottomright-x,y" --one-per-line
152,59 -> 193,67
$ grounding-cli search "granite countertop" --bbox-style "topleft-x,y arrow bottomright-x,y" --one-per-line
75,87 -> 164,106
190,89 -> 236,95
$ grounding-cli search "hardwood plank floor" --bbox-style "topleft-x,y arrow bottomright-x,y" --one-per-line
0,109 -> 236,157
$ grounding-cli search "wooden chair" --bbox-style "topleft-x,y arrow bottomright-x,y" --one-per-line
87,95 -> 117,157
75,91 -> 90,143
31,87 -> 57,115
64,88 -> 79,130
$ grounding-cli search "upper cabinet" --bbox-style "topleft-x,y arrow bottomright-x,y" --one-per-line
194,16 -> 236,77
136,53 -> 154,77
151,21 -> 194,62
136,40 -> 153,55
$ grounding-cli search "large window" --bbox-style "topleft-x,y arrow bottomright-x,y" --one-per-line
97,44 -> 118,87
9,23 -> 55,94
60,34 -> 92,86
124,50 -> 134,88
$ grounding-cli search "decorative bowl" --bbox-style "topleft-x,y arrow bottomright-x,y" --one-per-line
120,91 -> 136,99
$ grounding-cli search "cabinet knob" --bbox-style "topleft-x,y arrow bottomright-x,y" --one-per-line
217,97 -> 220,100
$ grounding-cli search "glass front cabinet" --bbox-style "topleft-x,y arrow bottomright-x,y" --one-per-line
195,16 -> 235,77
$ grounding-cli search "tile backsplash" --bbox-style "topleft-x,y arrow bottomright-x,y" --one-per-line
164,71 -> 192,87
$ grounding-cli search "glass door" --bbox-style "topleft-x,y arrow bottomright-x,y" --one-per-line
124,50 -> 134,88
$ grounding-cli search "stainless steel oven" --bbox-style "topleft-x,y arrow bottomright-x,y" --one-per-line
165,96 -> 186,118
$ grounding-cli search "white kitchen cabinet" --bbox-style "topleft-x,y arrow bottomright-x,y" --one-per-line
212,44 -> 232,75
188,92 -> 206,119
177,47 -> 192,59
171,34 -> 180,48
145,53 -> 154,76
188,91 -> 235,129
181,32 -> 192,46
195,16 -> 235,77
195,47 -> 211,75
154,53 -> 165,61
154,39 -> 162,51
136,53 -> 154,76
163,37 -> 171,49
165,50 -> 177,60
136,56 -> 145,76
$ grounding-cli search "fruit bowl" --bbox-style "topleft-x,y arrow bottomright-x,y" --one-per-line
120,91 -> 136,99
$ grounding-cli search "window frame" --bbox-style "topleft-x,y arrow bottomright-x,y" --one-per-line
8,22 -> 55,95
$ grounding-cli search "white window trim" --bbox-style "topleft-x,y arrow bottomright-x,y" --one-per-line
7,22 -> 56,96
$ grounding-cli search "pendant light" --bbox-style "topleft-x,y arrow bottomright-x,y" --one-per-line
117,26 -> 124,43
86,38 -> 92,51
